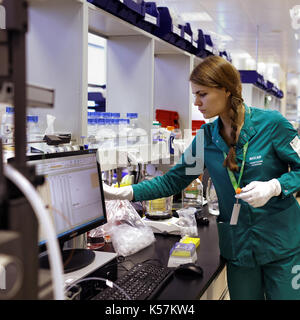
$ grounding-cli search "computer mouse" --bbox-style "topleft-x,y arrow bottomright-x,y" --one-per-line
174,263 -> 203,277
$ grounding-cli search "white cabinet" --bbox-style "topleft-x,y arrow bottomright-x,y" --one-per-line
200,266 -> 229,300
26,0 -> 197,145
242,83 -> 266,109
26,0 -> 88,141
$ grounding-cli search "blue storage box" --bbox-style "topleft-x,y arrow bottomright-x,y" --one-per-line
118,0 -> 145,25
88,0 -> 121,14
88,92 -> 106,111
194,29 -> 214,58
154,7 -> 182,46
267,81 -> 283,97
88,0 -> 144,25
277,90 -> 284,99
219,51 -> 231,62
266,80 -> 276,94
87,0 -> 110,9
136,2 -> 160,34
239,70 -> 266,90
176,23 -> 194,53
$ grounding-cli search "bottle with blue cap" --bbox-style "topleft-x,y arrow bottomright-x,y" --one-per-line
27,115 -> 41,153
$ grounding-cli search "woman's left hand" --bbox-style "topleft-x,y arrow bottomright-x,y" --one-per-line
235,179 -> 281,208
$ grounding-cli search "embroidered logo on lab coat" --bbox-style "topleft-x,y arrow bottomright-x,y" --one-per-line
290,136 -> 300,158
248,155 -> 263,167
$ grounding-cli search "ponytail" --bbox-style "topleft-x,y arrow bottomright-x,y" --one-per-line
223,95 -> 243,172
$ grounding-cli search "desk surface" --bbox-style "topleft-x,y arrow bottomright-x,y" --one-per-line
98,206 -> 226,300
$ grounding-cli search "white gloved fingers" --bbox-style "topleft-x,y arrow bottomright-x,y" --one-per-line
241,181 -> 259,193
102,183 -> 134,201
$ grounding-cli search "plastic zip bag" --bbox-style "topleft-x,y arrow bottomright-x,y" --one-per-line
176,207 -> 198,237
91,200 -> 155,256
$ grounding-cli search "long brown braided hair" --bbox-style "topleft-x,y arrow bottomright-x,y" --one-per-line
189,56 -> 243,172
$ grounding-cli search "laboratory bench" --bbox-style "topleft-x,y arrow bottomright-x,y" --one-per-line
95,205 -> 228,300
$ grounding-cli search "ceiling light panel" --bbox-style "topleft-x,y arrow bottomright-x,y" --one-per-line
180,12 -> 213,22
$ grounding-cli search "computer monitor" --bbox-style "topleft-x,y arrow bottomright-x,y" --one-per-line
25,149 -> 107,273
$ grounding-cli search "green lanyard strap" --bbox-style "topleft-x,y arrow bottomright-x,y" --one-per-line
223,141 -> 249,191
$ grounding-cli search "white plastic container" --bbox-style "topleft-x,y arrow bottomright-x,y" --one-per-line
95,119 -> 116,149
1,106 -> 14,144
127,113 -> 138,129
27,116 -> 40,142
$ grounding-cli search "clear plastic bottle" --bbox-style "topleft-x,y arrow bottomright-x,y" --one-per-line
101,119 -> 116,149
183,178 -> 203,209
118,119 -> 130,147
27,116 -> 40,142
127,113 -> 138,129
1,106 -> 14,144
95,118 -> 106,147
152,121 -> 161,144
87,118 -> 98,148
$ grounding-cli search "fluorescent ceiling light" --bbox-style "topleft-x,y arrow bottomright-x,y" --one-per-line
231,51 -> 252,59
208,31 -> 233,42
295,33 -> 299,40
298,48 -> 300,54
180,12 -> 213,22
290,6 -> 300,19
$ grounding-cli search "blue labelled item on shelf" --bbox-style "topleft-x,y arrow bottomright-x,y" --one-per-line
277,90 -> 284,99
136,1 -> 160,34
87,0 -> 109,10
89,0 -> 145,25
118,0 -> 145,25
239,70 -> 266,90
177,23 -> 194,53
88,92 -> 105,111
87,0 -> 120,14
194,29 -> 214,58
154,7 -> 182,47
219,50 -> 231,62
266,80 -> 283,98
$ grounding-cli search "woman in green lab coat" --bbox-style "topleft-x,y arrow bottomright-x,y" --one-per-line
104,56 -> 300,300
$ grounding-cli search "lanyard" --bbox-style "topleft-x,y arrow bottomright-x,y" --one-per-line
223,141 -> 249,192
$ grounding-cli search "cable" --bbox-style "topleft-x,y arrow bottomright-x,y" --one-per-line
4,164 -> 65,300
65,277 -> 132,300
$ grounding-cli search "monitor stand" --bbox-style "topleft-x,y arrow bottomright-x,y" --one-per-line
39,248 -> 95,274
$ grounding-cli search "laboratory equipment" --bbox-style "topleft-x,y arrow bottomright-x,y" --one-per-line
145,195 -> 173,216
183,178 -> 203,209
25,150 -> 108,273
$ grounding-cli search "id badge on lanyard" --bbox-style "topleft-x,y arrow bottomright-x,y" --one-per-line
223,141 -> 248,225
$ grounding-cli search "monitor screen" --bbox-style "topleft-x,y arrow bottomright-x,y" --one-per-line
25,150 -> 107,273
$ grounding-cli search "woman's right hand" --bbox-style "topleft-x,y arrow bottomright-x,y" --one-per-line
102,183 -> 133,201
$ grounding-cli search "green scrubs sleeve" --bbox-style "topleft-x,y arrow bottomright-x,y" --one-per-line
132,129 -> 204,201
271,111 -> 300,197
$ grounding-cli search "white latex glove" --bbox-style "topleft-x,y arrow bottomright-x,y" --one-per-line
235,179 -> 281,208
102,183 -> 133,201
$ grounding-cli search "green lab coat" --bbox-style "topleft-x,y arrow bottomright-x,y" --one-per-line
133,104 -> 300,267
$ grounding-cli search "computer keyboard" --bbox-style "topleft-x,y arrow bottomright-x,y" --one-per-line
91,262 -> 174,300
